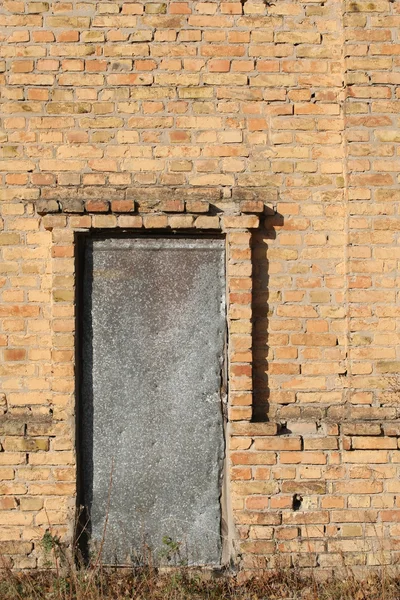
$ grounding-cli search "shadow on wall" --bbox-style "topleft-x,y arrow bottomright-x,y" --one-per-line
251,212 -> 284,422
75,234 -> 94,565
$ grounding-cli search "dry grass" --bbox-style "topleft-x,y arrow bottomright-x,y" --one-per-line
2,506 -> 400,600
1,564 -> 400,600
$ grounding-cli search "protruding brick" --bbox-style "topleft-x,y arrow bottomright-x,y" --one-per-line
185,200 -> 210,213
222,215 -> 260,229
110,200 -> 136,213
85,200 -> 110,213
92,215 -> 117,228
168,215 -> 195,229
60,199 -> 84,213
239,200 -> 265,214
143,215 -> 168,229
195,216 -> 220,229
158,200 -> 185,212
36,200 -> 60,215
42,215 -> 67,230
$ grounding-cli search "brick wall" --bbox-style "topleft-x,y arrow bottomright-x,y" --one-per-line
1,0 -> 400,576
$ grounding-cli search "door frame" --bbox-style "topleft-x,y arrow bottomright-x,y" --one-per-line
44,211 -> 259,569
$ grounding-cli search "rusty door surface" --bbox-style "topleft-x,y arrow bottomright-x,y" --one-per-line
79,235 -> 226,566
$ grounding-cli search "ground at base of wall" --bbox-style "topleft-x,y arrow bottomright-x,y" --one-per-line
1,566 -> 400,600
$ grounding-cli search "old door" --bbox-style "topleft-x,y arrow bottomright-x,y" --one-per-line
79,235 -> 226,566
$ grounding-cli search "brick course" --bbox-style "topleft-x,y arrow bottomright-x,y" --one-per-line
1,0 -> 400,576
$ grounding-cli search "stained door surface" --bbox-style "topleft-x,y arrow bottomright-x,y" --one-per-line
80,236 -> 226,566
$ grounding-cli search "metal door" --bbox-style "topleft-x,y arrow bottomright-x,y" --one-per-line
79,235 -> 226,566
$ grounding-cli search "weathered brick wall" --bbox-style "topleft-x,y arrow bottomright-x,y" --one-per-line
1,0 -> 400,576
